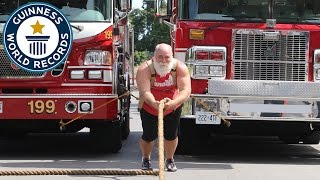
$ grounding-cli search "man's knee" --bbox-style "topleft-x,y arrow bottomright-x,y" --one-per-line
164,133 -> 178,141
142,134 -> 157,142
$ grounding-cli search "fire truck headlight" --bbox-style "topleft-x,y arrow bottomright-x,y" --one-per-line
70,70 -> 85,79
314,49 -> 320,63
314,49 -> 320,81
209,66 -> 223,76
316,69 -> 320,79
88,70 -> 102,79
195,65 -> 209,75
79,100 -> 93,113
84,50 -> 111,65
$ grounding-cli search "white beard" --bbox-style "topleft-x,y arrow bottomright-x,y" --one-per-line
153,60 -> 175,77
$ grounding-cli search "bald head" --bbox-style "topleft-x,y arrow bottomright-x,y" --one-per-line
154,43 -> 173,57
153,43 -> 175,77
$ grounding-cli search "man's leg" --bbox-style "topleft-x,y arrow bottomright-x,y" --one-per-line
163,106 -> 182,172
140,139 -> 154,170
140,139 -> 155,159
140,109 -> 158,170
140,108 -> 158,159
163,106 -> 182,159
164,137 -> 178,160
164,137 -> 178,172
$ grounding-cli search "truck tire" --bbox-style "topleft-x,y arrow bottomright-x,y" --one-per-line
121,77 -> 131,140
90,121 -> 122,153
121,112 -> 130,140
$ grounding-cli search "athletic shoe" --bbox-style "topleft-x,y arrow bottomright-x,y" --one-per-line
165,158 -> 177,172
141,158 -> 153,170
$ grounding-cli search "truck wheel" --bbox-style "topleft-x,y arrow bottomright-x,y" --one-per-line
302,131 -> 320,144
90,121 -> 122,153
121,112 -> 130,140
121,78 -> 131,140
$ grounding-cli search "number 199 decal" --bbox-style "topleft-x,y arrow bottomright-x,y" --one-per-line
27,100 -> 56,114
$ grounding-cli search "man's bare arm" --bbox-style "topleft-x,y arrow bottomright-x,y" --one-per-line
164,60 -> 191,110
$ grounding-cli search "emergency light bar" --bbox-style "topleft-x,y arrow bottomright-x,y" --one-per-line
195,51 -> 224,61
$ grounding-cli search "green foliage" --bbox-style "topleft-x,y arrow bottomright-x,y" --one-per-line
129,2 -> 171,66
129,7 -> 170,53
134,51 -> 150,66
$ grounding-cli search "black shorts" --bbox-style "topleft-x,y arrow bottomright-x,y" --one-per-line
140,106 -> 182,142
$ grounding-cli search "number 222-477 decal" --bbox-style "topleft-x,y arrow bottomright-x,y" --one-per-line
27,100 -> 56,114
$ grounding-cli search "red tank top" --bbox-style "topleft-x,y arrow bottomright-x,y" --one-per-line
142,72 -> 179,116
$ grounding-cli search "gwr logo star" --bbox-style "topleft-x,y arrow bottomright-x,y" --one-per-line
3,3 -> 72,72
31,20 -> 45,34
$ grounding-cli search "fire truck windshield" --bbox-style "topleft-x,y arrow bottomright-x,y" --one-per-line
0,0 -> 111,22
180,0 -> 320,24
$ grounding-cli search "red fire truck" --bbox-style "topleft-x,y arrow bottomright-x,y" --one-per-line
155,0 -> 320,151
0,0 -> 133,152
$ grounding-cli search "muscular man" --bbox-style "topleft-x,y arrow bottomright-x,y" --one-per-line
136,43 -> 191,172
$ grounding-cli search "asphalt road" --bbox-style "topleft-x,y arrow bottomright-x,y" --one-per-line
0,89 -> 320,180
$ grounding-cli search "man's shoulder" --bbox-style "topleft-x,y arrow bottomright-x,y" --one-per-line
137,60 -> 152,75
175,59 -> 188,72
137,60 -> 147,70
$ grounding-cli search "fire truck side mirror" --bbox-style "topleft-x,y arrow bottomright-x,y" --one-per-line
155,0 -> 172,18
119,0 -> 132,11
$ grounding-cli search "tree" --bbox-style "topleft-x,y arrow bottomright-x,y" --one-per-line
134,51 -> 150,66
129,7 -> 170,53
129,1 -> 170,65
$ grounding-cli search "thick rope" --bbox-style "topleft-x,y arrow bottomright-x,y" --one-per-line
0,89 -> 226,177
0,87 -> 163,177
0,169 -> 159,176
191,95 -> 231,127
158,100 -> 166,180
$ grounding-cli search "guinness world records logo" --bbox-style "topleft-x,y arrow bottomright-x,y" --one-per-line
2,3 -> 72,72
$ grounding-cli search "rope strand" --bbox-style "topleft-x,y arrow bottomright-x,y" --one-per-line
158,100 -> 166,180
0,169 -> 159,176
3,88 -> 229,178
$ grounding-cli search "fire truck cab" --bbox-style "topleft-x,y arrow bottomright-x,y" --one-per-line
0,0 -> 133,152
155,0 -> 320,151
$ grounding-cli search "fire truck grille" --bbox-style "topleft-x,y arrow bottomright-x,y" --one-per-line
0,33 -> 44,78
232,30 -> 309,81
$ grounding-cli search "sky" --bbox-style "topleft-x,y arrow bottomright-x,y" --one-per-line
132,0 -> 143,9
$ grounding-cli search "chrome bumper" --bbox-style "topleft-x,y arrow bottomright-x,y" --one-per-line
182,80 -> 320,122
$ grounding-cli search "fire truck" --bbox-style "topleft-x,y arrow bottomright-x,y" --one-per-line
155,0 -> 320,151
0,0 -> 133,152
